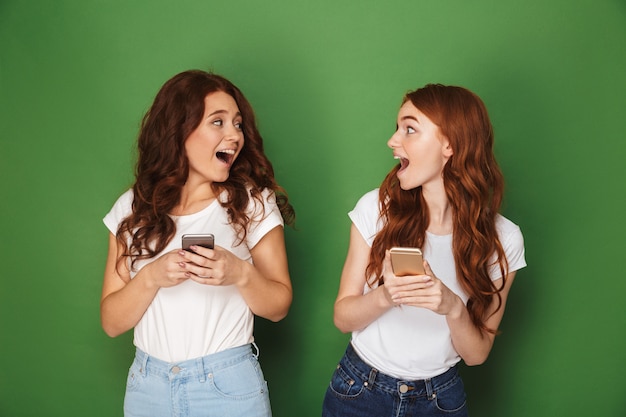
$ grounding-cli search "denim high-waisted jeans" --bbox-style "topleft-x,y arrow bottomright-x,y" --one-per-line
123,344 -> 271,417
322,343 -> 468,417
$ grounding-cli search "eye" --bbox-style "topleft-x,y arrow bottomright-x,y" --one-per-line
407,126 -> 415,134
212,119 -> 223,126
234,120 -> 243,130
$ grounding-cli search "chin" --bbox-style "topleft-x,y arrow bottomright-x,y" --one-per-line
213,172 -> 231,183
398,178 -> 417,191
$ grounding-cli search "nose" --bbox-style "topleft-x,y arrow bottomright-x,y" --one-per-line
224,123 -> 243,141
387,130 -> 400,149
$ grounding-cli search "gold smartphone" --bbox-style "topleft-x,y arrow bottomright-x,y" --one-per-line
390,247 -> 425,276
182,234 -> 214,252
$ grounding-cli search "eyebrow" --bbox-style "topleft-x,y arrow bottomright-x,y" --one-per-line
207,109 -> 241,117
400,115 -> 419,123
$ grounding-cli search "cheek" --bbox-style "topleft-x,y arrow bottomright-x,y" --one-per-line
406,143 -> 429,165
187,134 -> 215,154
408,148 -> 444,175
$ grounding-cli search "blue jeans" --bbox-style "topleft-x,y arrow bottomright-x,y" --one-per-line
123,344 -> 271,417
322,343 -> 468,417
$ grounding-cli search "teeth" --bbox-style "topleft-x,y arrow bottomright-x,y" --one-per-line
394,156 -> 401,160
218,149 -> 235,154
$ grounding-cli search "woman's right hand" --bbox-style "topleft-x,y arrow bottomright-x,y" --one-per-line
381,250 -> 432,306
334,225 -> 398,333
142,249 -> 192,289
101,234 -> 188,337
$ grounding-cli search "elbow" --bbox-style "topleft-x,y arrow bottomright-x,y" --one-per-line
457,334 -> 495,366
335,326 -> 352,334
268,315 -> 286,323
333,317 -> 351,334
247,299 -> 291,322
463,356 -> 488,366
262,293 -> 292,322
101,314 -> 129,338
333,313 -> 356,334
332,303 -> 360,333
100,307 -> 128,338
266,307 -> 289,323
104,330 -> 123,338
101,321 -> 124,338
461,349 -> 491,366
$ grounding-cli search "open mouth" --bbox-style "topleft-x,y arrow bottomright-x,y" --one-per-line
216,149 -> 236,165
394,156 -> 409,171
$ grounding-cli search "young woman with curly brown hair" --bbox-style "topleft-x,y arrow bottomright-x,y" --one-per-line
101,70 -> 294,417
322,84 -> 526,417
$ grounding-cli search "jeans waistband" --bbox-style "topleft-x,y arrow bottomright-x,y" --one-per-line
343,343 -> 459,398
134,343 -> 257,381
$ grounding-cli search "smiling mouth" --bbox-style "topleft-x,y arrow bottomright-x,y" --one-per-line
216,149 -> 236,165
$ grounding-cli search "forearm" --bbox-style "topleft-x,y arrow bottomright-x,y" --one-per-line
334,286 -> 393,333
446,274 -> 515,365
446,299 -> 494,365
237,261 -> 292,322
101,271 -> 159,337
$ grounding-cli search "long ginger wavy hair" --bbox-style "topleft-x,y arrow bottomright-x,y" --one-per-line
116,70 -> 295,271
367,84 -> 508,333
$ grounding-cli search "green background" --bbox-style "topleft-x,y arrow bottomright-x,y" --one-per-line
1,1 -> 625,416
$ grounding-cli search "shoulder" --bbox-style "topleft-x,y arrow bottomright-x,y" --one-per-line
348,189 -> 382,246
257,187 -> 277,204
495,214 -> 523,241
247,187 -> 277,212
219,186 -> 276,208
238,186 -> 282,227
103,189 -> 134,233
353,188 -> 381,212
245,187 -> 284,247
107,188 -> 134,213
495,213 -> 526,271
115,189 -> 135,208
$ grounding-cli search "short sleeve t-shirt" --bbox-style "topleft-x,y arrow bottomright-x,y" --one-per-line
103,188 -> 283,363
349,189 -> 526,379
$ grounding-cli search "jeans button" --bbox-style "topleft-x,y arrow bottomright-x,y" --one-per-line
399,384 -> 409,393
171,366 -> 181,374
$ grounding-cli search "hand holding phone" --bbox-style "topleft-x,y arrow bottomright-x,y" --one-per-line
182,234 -> 214,253
389,247 -> 425,276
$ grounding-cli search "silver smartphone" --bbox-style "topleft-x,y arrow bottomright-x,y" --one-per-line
390,247 -> 425,276
182,234 -> 214,252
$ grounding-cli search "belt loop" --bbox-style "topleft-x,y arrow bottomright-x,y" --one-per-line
140,350 -> 149,377
251,342 -> 260,359
365,368 -> 377,390
425,378 -> 436,400
197,356 -> 206,383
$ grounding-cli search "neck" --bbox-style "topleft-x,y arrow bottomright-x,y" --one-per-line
172,180 -> 216,216
422,184 -> 453,235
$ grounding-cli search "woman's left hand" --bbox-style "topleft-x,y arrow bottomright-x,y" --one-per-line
389,260 -> 464,317
177,227 -> 291,322
180,245 -> 246,287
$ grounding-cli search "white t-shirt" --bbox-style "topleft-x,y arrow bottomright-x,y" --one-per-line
103,188 -> 283,363
349,189 -> 526,379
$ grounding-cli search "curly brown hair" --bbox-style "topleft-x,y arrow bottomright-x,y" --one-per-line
116,70 -> 294,271
367,84 -> 508,333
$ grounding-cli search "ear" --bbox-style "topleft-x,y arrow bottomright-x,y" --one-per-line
442,138 -> 454,158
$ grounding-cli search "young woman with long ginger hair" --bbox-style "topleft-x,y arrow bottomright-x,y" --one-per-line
322,84 -> 526,416
101,70 -> 294,417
